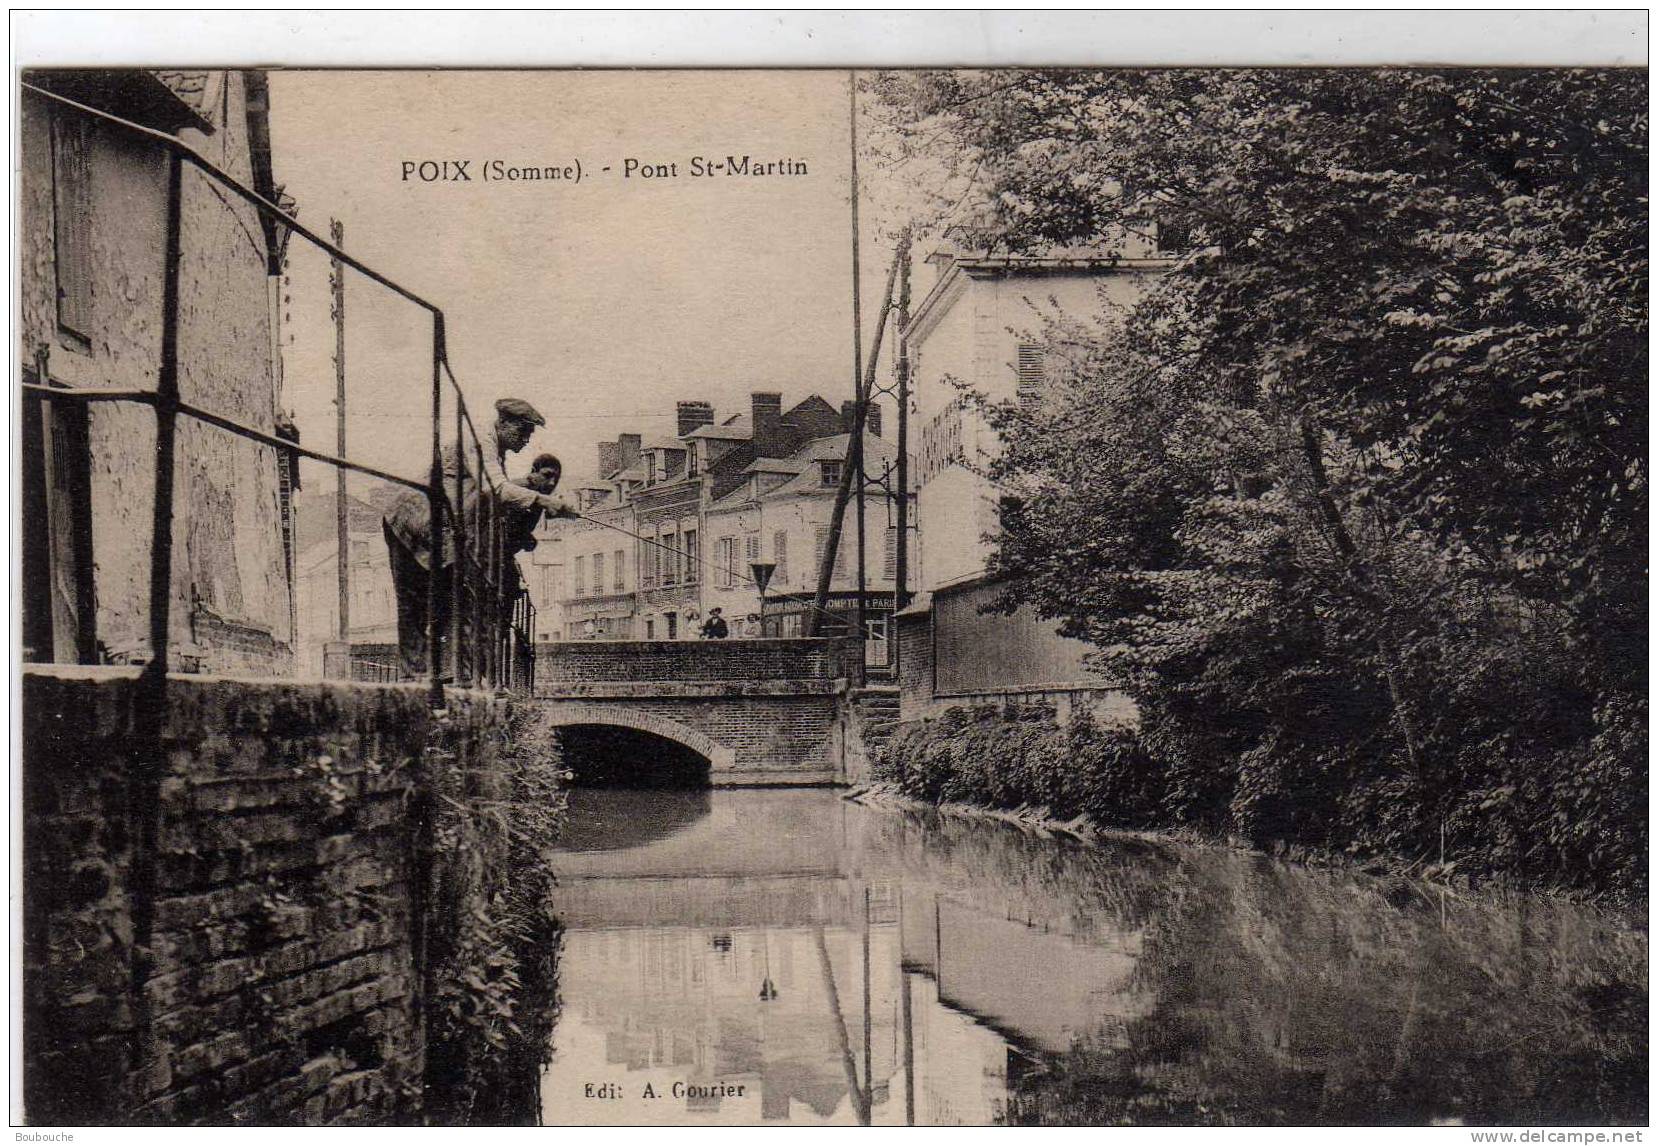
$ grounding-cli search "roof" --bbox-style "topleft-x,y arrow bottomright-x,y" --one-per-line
643,437 -> 687,452
152,70 -> 213,112
26,68 -> 215,134
744,457 -> 806,475
706,485 -> 755,514
612,464 -> 647,483
684,421 -> 751,441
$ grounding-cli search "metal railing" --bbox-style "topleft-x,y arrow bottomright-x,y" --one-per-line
20,81 -> 534,701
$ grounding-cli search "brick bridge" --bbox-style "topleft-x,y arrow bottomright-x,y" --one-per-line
533,638 -> 893,786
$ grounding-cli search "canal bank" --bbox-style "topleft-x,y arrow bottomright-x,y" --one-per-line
875,701 -> 1647,904
539,785 -> 1647,1127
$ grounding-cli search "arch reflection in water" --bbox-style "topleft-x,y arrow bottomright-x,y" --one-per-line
540,789 -> 1647,1126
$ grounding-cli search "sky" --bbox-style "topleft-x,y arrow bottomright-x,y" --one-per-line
267,70 -> 915,490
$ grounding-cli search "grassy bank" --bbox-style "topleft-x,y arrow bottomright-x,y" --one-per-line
876,702 -> 1645,904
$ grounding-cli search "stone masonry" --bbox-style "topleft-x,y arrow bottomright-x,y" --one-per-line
22,666 -> 508,1125
534,638 -> 866,785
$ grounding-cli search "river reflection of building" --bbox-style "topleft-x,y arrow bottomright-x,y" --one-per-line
546,915 -> 1035,1125
542,790 -> 1150,1126
544,789 -> 1649,1128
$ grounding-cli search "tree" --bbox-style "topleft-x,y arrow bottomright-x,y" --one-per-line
874,68 -> 1647,893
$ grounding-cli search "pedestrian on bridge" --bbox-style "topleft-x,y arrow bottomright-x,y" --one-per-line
699,607 -> 729,640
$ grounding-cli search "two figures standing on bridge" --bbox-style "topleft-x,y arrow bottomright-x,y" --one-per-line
382,397 -> 577,680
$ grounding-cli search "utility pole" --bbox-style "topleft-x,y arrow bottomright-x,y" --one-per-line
813,251 -> 899,636
894,234 -> 913,617
848,67 -> 865,650
330,218 -> 350,644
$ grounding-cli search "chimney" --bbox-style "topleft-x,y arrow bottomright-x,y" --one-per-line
677,400 -> 715,438
596,440 -> 621,477
617,433 -> 642,471
751,392 -> 784,454
839,399 -> 883,438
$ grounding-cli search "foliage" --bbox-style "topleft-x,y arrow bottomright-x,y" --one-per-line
871,69 -> 1646,899
424,702 -> 567,1125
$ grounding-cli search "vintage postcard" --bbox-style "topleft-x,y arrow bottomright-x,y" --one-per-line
12,22 -> 1649,1133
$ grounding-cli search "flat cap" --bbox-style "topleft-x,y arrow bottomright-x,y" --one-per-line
495,397 -> 546,426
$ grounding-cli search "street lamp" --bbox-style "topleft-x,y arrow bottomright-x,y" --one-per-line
750,561 -> 775,638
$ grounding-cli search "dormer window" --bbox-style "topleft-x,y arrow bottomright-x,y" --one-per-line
819,460 -> 842,487
688,444 -> 700,478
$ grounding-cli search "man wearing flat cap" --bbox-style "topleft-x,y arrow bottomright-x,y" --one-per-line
383,397 -> 576,679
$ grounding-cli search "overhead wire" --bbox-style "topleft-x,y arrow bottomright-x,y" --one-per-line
569,510 -> 859,627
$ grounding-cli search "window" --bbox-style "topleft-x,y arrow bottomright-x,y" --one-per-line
864,615 -> 891,667
614,548 -> 625,590
665,612 -> 678,640
718,536 -> 737,588
592,552 -> 605,594
773,531 -> 788,586
745,533 -> 760,563
682,528 -> 699,584
1016,342 -> 1046,410
573,555 -> 585,597
688,445 -> 700,477
51,112 -> 94,344
883,526 -> 897,580
819,459 -> 842,486
644,618 -> 655,639
814,526 -> 846,579
661,529 -> 677,585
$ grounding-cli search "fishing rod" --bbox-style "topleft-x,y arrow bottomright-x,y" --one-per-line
570,511 -> 856,627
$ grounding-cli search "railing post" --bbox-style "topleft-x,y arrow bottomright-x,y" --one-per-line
451,400 -> 467,685
473,439 -> 489,690
427,315 -> 446,705
129,144 -> 185,1116
489,494 -> 503,689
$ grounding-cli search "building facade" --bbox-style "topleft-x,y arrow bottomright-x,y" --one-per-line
20,69 -> 296,673
899,233 -> 1171,719
529,392 -> 909,669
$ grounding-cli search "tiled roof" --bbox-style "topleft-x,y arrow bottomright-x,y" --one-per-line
152,70 -> 212,112
684,421 -> 751,441
767,433 -> 896,497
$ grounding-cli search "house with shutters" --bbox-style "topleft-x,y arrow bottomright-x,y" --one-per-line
529,390 -> 910,668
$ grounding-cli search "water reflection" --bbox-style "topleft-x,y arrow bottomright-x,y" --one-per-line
542,790 -> 1646,1126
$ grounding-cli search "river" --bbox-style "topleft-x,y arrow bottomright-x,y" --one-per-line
538,787 -> 1646,1127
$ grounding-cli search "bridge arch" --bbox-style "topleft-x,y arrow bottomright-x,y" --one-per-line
537,702 -> 737,774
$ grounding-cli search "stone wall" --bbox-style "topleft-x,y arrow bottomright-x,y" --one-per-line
536,636 -> 858,684
22,666 -> 507,1125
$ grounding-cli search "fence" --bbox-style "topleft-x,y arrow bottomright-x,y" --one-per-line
20,81 -> 534,699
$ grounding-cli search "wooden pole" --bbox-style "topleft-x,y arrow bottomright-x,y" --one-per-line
894,234 -> 913,618
812,249 -> 899,637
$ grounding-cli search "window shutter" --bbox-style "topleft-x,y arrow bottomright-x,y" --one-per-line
51,112 -> 94,341
1016,342 -> 1046,410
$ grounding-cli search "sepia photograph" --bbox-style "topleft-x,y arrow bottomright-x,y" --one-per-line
11,12 -> 1648,1132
